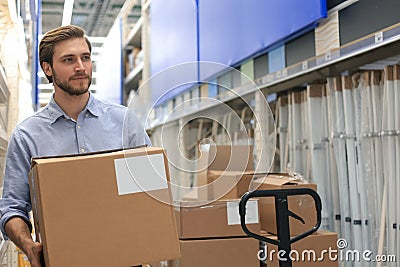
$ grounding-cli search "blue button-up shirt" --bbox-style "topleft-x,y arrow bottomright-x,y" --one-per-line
0,94 -> 151,236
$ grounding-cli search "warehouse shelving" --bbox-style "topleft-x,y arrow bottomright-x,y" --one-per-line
121,0 -> 146,100
254,23 -> 400,94
118,1 -> 400,202
124,61 -> 143,92
0,0 -> 37,262
146,22 -> 400,129
123,16 -> 143,49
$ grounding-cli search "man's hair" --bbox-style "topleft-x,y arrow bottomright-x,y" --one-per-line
39,25 -> 92,83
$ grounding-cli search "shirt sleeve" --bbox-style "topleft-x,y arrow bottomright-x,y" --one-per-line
0,128 -> 33,238
124,109 -> 152,148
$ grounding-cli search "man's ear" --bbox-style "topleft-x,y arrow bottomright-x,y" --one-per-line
42,62 -> 52,77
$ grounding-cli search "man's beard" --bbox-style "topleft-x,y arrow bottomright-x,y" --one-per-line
52,69 -> 92,96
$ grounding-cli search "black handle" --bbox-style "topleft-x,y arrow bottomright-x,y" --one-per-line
239,188 -> 322,246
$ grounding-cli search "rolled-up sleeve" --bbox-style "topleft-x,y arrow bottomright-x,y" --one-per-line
0,128 -> 33,238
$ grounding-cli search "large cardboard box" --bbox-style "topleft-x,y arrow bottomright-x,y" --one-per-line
196,145 -> 254,200
252,174 -> 318,236
171,238 -> 260,267
261,230 -> 338,267
29,147 -> 180,267
176,199 -> 260,239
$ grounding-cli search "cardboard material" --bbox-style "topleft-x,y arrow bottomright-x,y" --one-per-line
202,145 -> 253,171
261,230 -> 338,267
29,147 -> 180,267
196,145 -> 254,200
206,170 -> 264,200
176,199 -> 260,239
145,261 -> 168,267
252,173 -> 318,236
171,238 -> 260,267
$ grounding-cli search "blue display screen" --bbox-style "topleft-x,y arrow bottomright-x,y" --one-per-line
150,0 -> 198,105
150,0 -> 327,105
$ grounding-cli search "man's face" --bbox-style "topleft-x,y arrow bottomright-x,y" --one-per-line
45,38 -> 92,96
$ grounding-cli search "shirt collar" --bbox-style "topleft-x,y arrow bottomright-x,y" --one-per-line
47,93 -> 99,124
85,93 -> 100,117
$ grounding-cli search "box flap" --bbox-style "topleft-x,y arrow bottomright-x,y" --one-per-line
32,144 -> 148,161
265,176 -> 299,186
207,170 -> 256,176
254,176 -> 305,186
31,146 -> 161,166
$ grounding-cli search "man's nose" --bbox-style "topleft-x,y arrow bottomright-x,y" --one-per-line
75,58 -> 85,72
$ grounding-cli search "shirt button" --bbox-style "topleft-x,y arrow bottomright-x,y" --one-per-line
85,114 -> 88,117
77,126 -> 81,129
81,148 -> 85,153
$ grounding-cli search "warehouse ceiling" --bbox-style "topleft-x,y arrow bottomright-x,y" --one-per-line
40,0 -> 141,37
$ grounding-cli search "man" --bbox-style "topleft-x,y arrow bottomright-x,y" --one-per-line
0,25 -> 150,266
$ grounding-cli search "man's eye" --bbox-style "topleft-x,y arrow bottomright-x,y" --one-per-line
63,58 -> 74,62
82,55 -> 91,61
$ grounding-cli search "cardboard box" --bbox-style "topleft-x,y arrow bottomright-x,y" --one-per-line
261,230 -> 338,267
207,171 -> 266,200
171,238 -> 260,267
196,145 -> 254,200
252,174 -> 318,236
29,147 -> 180,267
200,145 -> 253,172
176,199 -> 260,239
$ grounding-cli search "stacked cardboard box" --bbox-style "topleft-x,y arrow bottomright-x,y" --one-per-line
176,200 -> 261,239
172,237 -> 260,267
160,145 -> 260,266
251,175 -> 338,267
175,145 -> 336,266
194,144 -> 255,201
29,147 -> 180,267
170,199 -> 261,267
260,230 -> 339,267
251,173 -> 318,236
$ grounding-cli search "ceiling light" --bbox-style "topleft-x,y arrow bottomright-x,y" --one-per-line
62,0 -> 74,26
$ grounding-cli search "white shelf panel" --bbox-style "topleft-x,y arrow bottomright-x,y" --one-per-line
123,16 -> 143,49
124,61 -> 144,90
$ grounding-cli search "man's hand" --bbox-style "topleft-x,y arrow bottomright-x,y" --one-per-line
25,241 -> 43,267
4,217 -> 43,267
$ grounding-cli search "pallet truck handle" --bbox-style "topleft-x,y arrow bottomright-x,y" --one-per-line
239,188 -> 322,246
